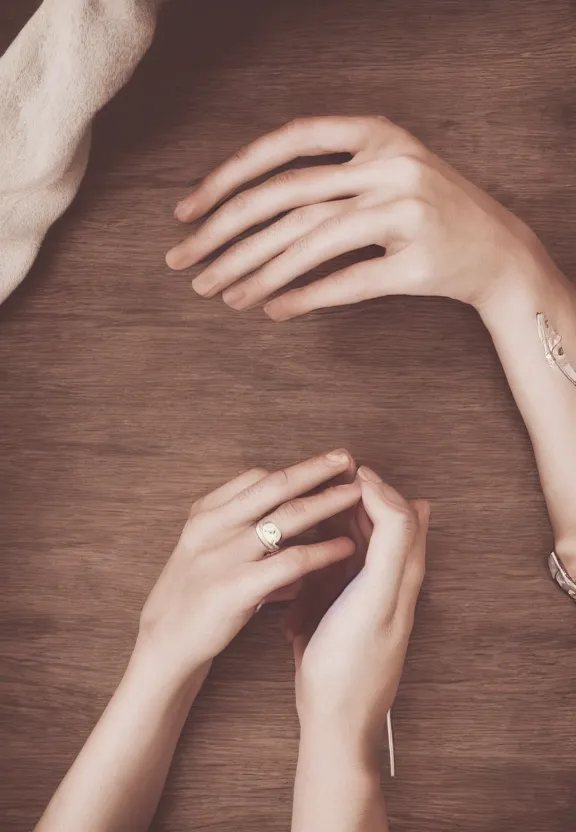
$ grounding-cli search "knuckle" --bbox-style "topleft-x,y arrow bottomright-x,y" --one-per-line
246,466 -> 269,481
226,191 -> 250,214
274,468 -> 291,488
188,499 -> 204,517
287,204 -> 323,227
395,154 -> 427,190
270,169 -> 300,187
370,114 -> 393,131
397,506 -> 419,547
281,117 -> 306,135
236,479 -> 265,502
288,234 -> 310,254
230,235 -> 253,256
319,214 -> 345,233
230,144 -> 252,164
286,207 -> 309,226
279,499 -> 307,520
399,197 -> 432,230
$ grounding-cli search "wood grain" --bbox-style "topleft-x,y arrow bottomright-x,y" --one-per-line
1,1 -> 576,830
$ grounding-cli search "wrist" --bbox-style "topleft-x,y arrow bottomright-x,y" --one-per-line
128,638 -> 211,700
477,250 -> 574,334
298,715 -> 380,772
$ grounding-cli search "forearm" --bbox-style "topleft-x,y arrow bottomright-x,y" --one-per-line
479,260 -> 576,566
292,725 -> 389,832
36,647 -> 209,832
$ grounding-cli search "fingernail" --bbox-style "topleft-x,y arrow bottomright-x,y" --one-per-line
174,199 -> 191,221
263,303 -> 283,321
192,274 -> 215,296
166,246 -> 187,270
326,449 -> 350,464
358,465 -> 382,483
223,286 -> 244,307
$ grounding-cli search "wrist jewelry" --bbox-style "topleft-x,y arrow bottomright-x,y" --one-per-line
548,551 -> 576,603
537,313 -> 576,386
386,711 -> 395,778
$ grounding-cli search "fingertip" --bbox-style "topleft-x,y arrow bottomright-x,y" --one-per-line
338,535 -> 357,557
174,198 -> 199,223
263,302 -> 285,321
165,247 -> 189,271
174,202 -> 187,221
361,480 -> 410,520
412,499 -> 431,526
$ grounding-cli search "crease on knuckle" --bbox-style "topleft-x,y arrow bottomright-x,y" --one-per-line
228,235 -> 253,257
279,499 -> 307,520
236,479 -> 265,502
226,191 -> 250,215
398,506 -> 419,549
288,234 -> 310,254
287,205 -> 319,227
270,169 -> 300,188
319,214 -> 345,234
231,144 -> 251,164
274,468 -> 291,488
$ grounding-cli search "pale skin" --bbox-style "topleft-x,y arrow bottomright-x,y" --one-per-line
167,114 -> 576,575
35,115 -> 576,832
36,451 -> 429,832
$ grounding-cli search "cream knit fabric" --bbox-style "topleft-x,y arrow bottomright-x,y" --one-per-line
0,0 -> 161,303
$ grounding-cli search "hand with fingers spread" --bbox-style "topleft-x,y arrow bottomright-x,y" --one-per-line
36,450 -> 362,832
288,466 -> 430,832
166,114 -> 553,322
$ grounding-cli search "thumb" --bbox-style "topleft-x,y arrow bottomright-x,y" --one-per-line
358,468 -> 418,611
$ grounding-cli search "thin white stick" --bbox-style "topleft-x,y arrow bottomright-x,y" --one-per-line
386,711 -> 395,778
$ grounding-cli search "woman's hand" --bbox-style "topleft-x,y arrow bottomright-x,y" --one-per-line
136,450 -> 360,683
285,465 -> 429,745
167,115 -> 553,321
288,467 -> 429,832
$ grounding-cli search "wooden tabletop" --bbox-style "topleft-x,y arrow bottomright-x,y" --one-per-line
1,1 -> 576,830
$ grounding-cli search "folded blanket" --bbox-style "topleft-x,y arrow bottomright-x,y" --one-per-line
0,0 -> 161,303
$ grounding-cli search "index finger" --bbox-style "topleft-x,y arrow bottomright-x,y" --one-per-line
174,117 -> 376,223
222,448 -> 355,526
